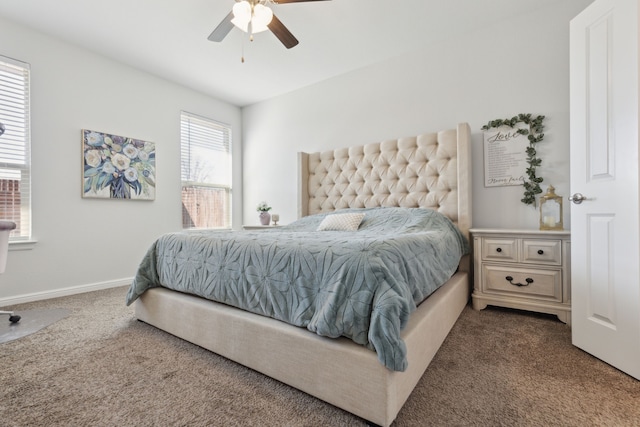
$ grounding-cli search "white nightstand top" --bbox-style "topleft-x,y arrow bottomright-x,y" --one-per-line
470,228 -> 570,237
242,225 -> 281,230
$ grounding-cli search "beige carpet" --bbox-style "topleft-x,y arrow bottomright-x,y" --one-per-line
1,286 -> 639,427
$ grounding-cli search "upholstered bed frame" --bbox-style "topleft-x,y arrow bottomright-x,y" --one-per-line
135,123 -> 472,426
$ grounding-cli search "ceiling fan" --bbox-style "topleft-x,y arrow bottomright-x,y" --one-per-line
208,0 -> 331,49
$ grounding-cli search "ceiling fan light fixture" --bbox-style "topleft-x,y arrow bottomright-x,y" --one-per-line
231,1 -> 252,32
251,4 -> 273,33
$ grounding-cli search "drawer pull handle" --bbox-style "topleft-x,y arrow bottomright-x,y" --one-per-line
537,249 -> 544,255
505,276 -> 534,287
496,248 -> 502,253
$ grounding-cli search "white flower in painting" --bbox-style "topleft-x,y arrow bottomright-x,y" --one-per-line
111,153 -> 131,170
123,144 -> 139,159
138,150 -> 149,161
84,150 -> 102,167
124,167 -> 138,182
102,161 -> 116,175
85,131 -> 104,146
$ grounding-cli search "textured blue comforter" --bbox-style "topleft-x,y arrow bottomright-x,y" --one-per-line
126,207 -> 468,371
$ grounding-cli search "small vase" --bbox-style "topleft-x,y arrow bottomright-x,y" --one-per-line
259,211 -> 271,226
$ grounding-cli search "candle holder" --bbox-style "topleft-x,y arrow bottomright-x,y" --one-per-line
271,214 -> 280,226
539,185 -> 563,231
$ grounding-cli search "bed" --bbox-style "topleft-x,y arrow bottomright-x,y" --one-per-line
127,122 -> 472,426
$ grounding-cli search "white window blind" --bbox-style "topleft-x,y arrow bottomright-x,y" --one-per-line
0,56 -> 31,241
180,112 -> 232,229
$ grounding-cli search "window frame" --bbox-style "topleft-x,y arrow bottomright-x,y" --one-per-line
0,55 -> 32,244
180,111 -> 232,230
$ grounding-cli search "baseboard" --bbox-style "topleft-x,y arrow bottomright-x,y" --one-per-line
0,277 -> 133,306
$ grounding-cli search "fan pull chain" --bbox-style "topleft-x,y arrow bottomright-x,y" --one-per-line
241,34 -> 245,63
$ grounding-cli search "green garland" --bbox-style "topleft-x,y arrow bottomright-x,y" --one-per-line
481,114 -> 545,205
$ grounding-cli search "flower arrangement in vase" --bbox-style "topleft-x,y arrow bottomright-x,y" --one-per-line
256,201 -> 272,225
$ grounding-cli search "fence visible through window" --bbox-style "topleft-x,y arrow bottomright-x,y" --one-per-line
0,179 -> 21,233
181,186 -> 230,229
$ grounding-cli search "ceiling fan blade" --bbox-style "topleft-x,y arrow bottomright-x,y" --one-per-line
208,11 -> 235,42
268,14 -> 299,49
274,0 -> 331,3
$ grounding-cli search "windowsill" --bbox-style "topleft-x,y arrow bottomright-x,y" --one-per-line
9,240 -> 38,251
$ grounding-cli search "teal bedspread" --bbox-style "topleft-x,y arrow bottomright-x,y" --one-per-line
126,207 -> 468,371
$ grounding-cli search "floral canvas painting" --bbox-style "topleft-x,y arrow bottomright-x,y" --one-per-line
82,129 -> 156,200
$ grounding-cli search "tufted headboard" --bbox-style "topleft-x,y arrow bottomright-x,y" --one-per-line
298,123 -> 472,270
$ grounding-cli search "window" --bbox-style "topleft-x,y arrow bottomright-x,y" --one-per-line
0,56 -> 31,242
180,112 -> 232,229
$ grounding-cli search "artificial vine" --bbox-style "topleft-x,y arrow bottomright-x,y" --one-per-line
481,114 -> 545,206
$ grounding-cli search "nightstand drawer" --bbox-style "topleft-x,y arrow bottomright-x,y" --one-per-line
522,239 -> 562,265
482,238 -> 517,262
482,264 -> 562,302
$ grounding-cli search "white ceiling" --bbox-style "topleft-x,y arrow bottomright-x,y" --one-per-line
0,0 -> 565,107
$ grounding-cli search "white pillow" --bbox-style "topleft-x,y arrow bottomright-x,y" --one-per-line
316,212 -> 365,231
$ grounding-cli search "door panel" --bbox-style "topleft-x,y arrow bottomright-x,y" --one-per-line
587,11 -> 613,180
586,214 -> 615,327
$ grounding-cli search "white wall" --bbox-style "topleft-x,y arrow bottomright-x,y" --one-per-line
242,0 -> 593,230
0,17 -> 242,303
0,0 -> 593,303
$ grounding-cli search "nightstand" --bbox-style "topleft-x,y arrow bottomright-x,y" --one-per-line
242,225 -> 280,230
470,228 -> 571,324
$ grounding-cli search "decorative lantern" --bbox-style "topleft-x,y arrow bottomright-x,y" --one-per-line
539,185 -> 563,231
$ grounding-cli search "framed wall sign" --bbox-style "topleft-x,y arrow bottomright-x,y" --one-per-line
483,123 -> 530,187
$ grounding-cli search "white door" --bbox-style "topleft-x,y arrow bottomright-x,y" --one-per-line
570,0 -> 640,380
